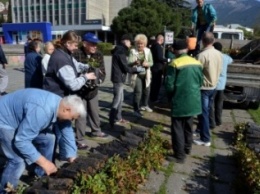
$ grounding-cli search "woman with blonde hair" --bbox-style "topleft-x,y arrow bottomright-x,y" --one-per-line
41,41 -> 55,76
128,34 -> 153,117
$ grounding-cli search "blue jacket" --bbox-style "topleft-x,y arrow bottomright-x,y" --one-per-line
192,3 -> 217,28
0,89 -> 77,164
216,54 -> 233,90
24,51 -> 43,88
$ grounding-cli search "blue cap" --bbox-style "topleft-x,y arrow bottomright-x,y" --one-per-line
82,33 -> 101,43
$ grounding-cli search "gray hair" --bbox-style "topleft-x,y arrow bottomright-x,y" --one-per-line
134,34 -> 148,47
62,95 -> 86,117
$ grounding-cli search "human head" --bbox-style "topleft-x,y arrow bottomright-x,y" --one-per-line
213,42 -> 223,52
44,41 -> 55,55
156,34 -> 164,45
28,40 -> 41,53
82,32 -> 101,54
60,30 -> 79,53
57,95 -> 86,121
134,34 -> 148,52
121,34 -> 133,48
202,32 -> 215,47
196,0 -> 204,7
173,40 -> 188,56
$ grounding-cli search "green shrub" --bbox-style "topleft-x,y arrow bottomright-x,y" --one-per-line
234,123 -> 260,194
97,42 -> 114,56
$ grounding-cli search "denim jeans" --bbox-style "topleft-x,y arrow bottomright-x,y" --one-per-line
197,89 -> 216,142
0,128 -> 55,191
109,83 -> 124,125
54,120 -> 77,161
196,24 -> 213,51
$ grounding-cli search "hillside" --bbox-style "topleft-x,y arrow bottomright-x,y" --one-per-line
189,0 -> 260,27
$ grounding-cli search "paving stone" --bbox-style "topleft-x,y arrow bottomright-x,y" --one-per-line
167,173 -> 210,194
214,162 -> 236,183
173,158 -> 210,177
234,117 -> 254,123
136,170 -> 165,194
214,149 -> 235,165
214,182 -> 236,194
232,110 -> 252,119
222,116 -> 234,123
214,137 -> 232,149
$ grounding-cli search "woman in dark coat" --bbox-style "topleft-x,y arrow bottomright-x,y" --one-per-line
24,40 -> 43,88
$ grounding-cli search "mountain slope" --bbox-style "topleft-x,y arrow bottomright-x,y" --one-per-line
189,0 -> 260,27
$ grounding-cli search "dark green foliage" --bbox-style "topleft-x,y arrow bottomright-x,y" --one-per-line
97,42 -> 113,56
111,0 -> 183,38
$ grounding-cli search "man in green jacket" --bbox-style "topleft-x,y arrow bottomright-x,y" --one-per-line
165,40 -> 203,163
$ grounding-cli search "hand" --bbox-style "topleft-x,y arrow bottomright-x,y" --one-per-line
36,156 -> 57,175
68,157 -> 76,163
79,64 -> 89,72
135,60 -> 141,65
136,66 -> 145,73
85,72 -> 96,80
142,61 -> 149,67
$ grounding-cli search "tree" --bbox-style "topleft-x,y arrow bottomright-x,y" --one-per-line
111,0 -> 182,39
159,0 -> 192,29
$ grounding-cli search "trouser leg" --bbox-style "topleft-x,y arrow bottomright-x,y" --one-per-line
133,77 -> 142,111
87,94 -> 101,133
171,117 -> 185,160
75,99 -> 87,141
109,83 -> 124,125
198,90 -> 215,142
142,80 -> 151,107
150,70 -> 162,102
0,128 -> 25,190
214,90 -> 224,125
0,66 -> 8,94
32,130 -> 56,177
184,116 -> 194,151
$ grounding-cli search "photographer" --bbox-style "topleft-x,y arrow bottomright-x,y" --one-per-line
73,33 -> 108,148
42,31 -> 96,150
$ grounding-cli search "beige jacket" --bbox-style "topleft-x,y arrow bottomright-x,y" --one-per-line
197,46 -> 223,90
128,47 -> 153,88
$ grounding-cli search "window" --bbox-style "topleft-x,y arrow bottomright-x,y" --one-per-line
221,33 -> 239,40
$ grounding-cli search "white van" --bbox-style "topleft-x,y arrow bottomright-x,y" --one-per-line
213,27 -> 244,40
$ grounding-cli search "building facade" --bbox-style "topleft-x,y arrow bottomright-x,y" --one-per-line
10,0 -> 132,42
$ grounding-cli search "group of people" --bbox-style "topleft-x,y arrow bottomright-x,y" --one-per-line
0,0 -> 227,191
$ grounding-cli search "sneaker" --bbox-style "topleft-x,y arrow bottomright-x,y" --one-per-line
193,131 -> 200,137
115,119 -> 130,125
140,106 -> 153,112
166,155 -> 185,164
193,139 -> 211,147
91,132 -> 109,138
133,111 -> 143,118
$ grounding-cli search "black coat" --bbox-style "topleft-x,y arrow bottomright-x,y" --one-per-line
110,44 -> 138,83
150,42 -> 167,72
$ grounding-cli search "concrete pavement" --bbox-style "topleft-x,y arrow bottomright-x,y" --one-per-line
3,56 -> 253,193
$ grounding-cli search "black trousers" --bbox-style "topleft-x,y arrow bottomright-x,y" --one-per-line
171,116 -> 194,159
209,90 -> 224,128
150,70 -> 163,102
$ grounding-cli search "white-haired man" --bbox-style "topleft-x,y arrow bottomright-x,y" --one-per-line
0,88 -> 85,192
